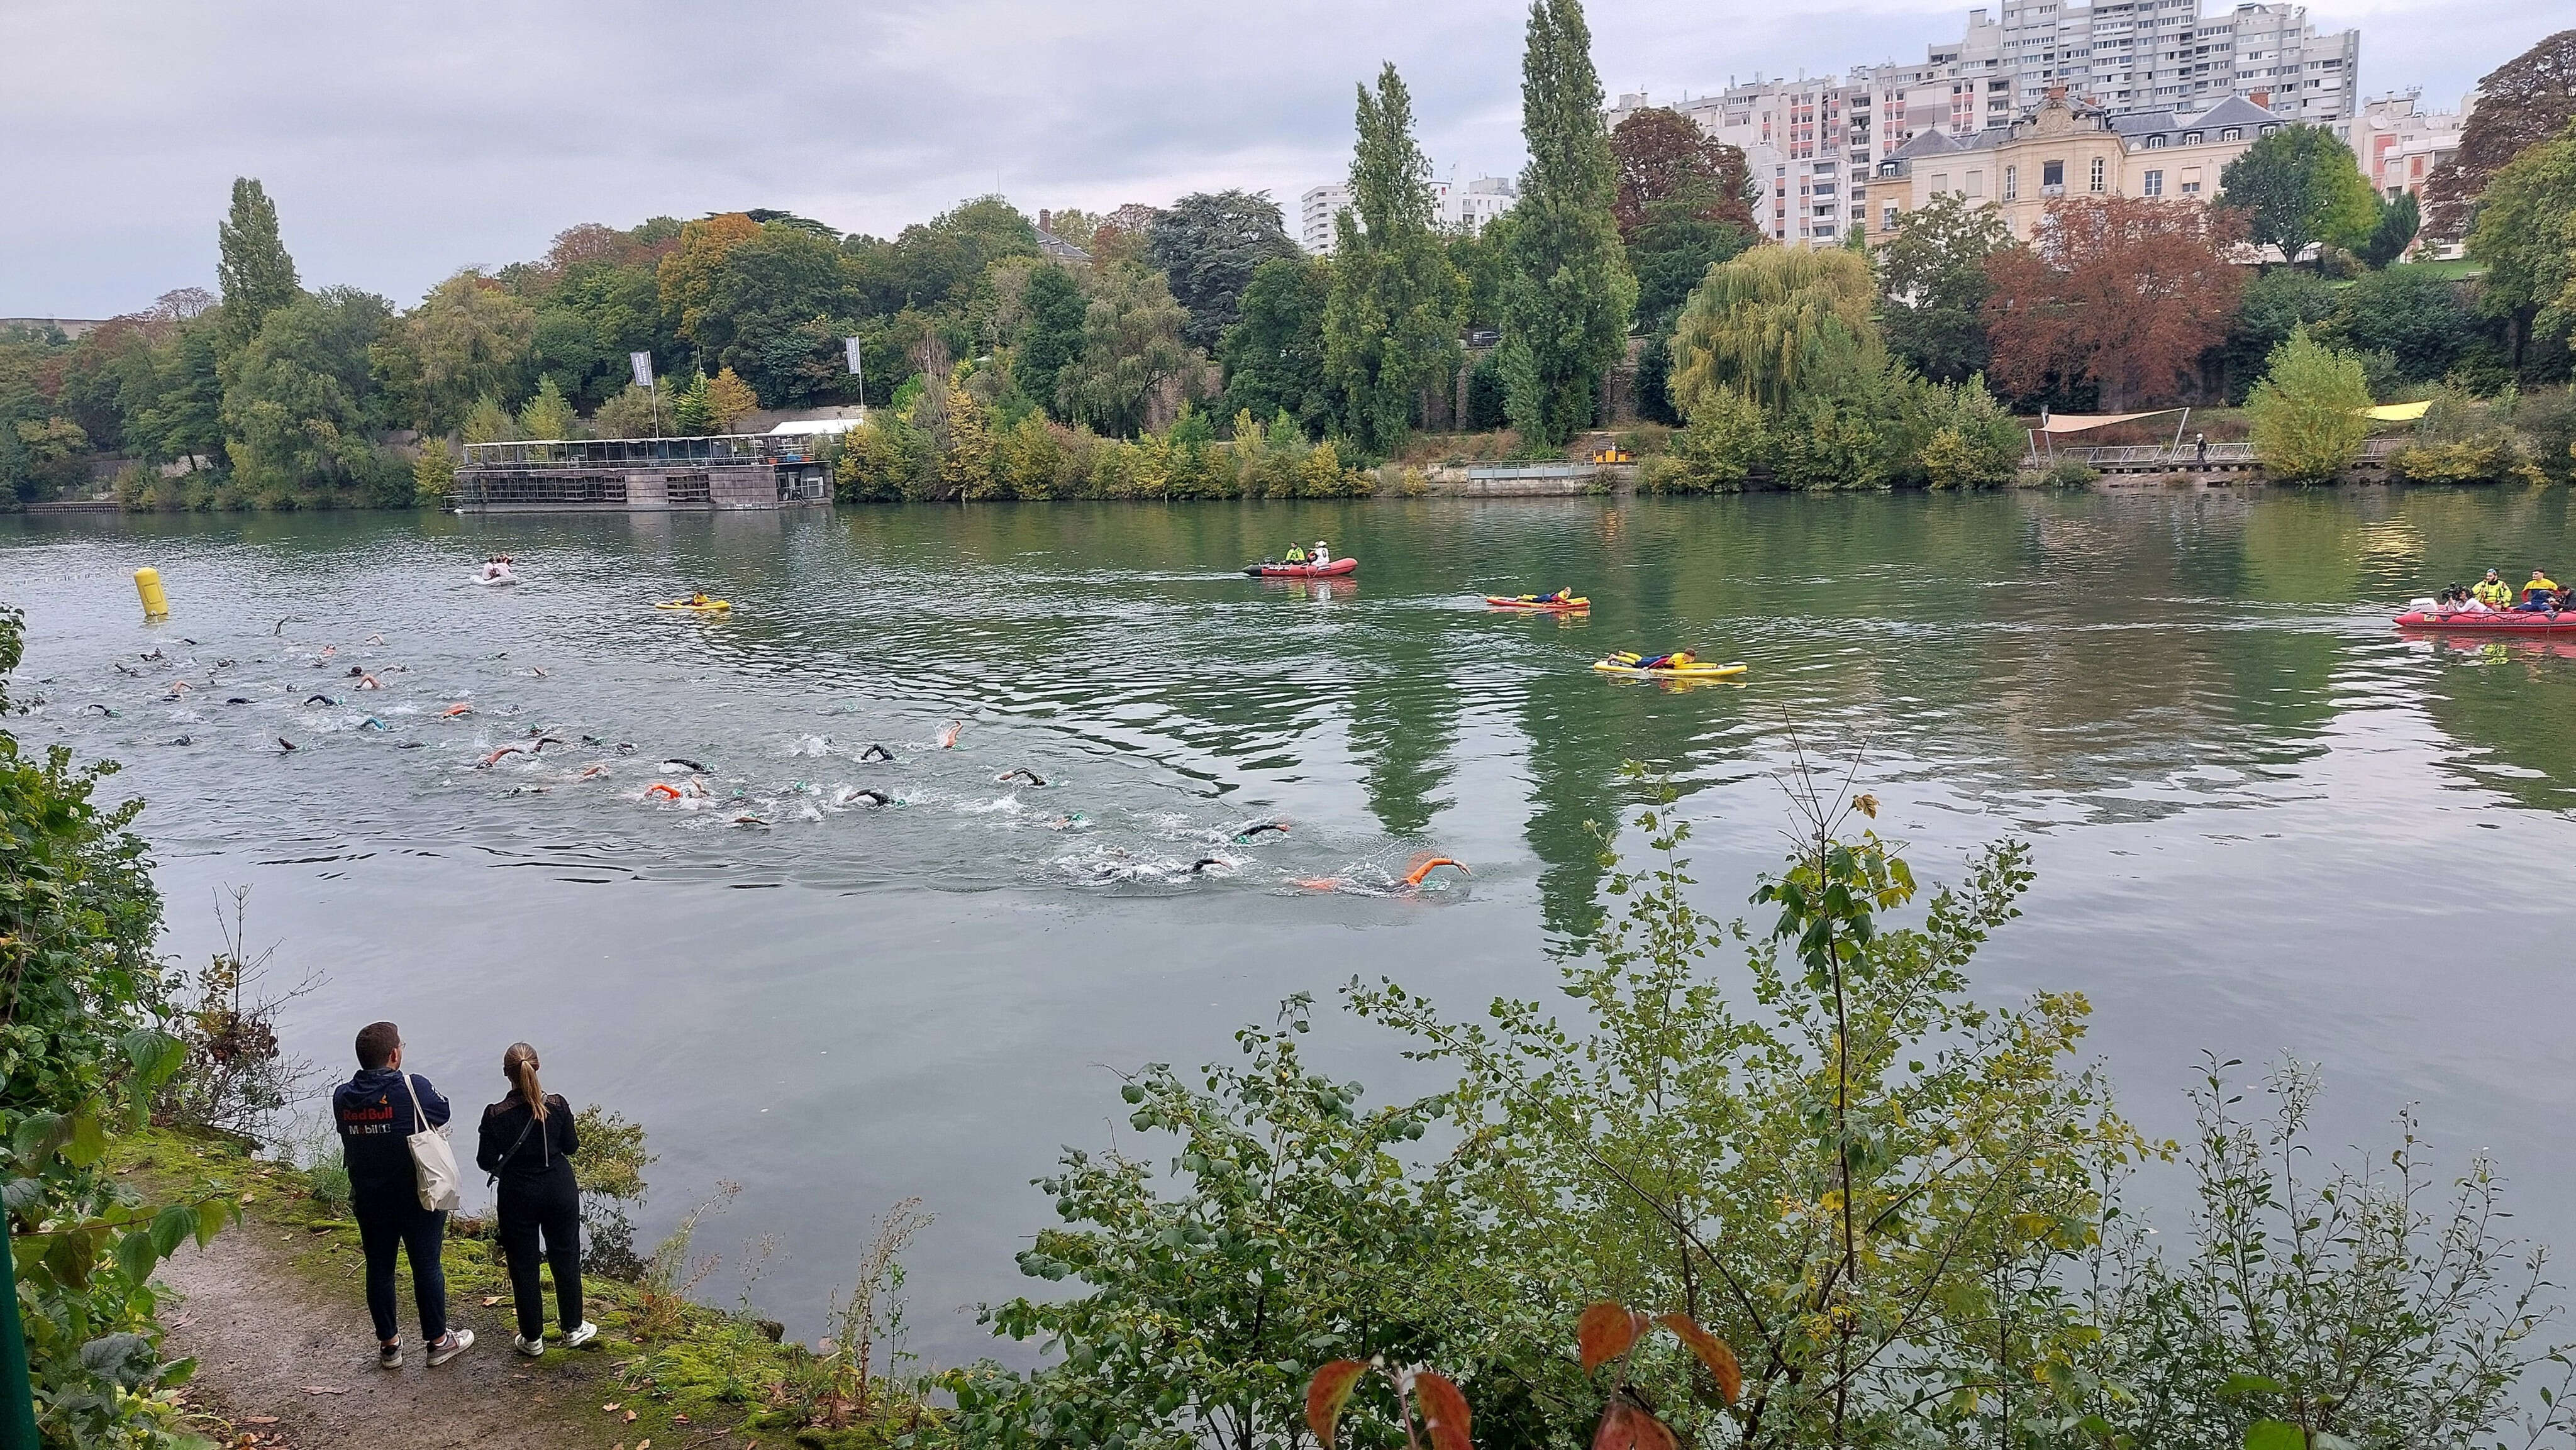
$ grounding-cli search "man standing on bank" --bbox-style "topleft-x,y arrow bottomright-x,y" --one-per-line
333,1021 -> 474,1368
477,1042 -> 597,1356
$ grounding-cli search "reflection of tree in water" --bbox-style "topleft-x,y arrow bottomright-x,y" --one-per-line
1348,665 -> 1457,839
2414,641 -> 2576,812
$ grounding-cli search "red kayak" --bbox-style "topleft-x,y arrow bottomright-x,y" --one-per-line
2395,609 -> 2576,633
1245,558 -> 1357,578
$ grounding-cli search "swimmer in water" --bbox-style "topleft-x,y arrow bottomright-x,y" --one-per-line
660,757 -> 709,773
359,717 -> 389,731
476,744 -> 528,768
997,768 -> 1046,787
356,673 -> 382,690
857,743 -> 894,763
225,697 -> 250,706
364,634 -> 385,646
935,720 -> 962,750
1402,856 -> 1468,887
277,737 -> 299,753
833,787 -> 893,807
1189,857 -> 1226,875
441,702 -> 472,717
304,694 -> 337,706
1234,821 -> 1289,841
578,764 -> 611,780
1295,857 -> 1470,894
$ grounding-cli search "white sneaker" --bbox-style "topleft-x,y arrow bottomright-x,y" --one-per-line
513,1333 -> 545,1357
427,1329 -> 474,1366
561,1321 -> 599,1349
378,1342 -> 402,1370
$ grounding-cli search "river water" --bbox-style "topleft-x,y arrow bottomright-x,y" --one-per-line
4,489 -> 2573,1358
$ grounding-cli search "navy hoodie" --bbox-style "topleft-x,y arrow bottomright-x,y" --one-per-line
333,1066 -> 450,1204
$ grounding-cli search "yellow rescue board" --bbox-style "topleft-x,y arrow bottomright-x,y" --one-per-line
655,600 -> 732,612
1591,657 -> 1748,680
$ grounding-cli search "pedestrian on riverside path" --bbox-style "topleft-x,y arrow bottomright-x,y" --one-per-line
2194,433 -> 2208,464
476,1042 -> 597,1356
333,1021 -> 474,1369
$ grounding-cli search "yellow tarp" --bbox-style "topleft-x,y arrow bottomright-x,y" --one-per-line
2360,401 -> 2433,423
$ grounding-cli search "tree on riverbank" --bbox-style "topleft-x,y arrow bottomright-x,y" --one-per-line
2248,328 -> 2371,481
1497,0 -> 1635,448
1323,64 -> 1465,457
216,177 -> 299,355
1984,196 -> 2245,409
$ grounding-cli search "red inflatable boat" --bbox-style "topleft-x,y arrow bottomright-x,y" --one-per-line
1244,558 -> 1358,578
2394,609 -> 2576,633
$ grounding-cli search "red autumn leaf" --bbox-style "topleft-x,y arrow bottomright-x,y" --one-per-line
1592,1396 -> 1681,1450
1416,1371 -> 1474,1450
1307,1359 -> 1370,1450
1657,1313 -> 1743,1407
1577,1302 -> 1650,1374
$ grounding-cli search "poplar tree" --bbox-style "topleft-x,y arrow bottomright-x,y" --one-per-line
1323,64 -> 1464,455
1499,0 -> 1636,447
216,177 -> 300,355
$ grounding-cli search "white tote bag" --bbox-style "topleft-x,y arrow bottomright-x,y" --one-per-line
398,1070 -> 464,1212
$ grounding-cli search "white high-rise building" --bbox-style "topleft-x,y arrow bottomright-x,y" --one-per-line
1943,0 -> 2356,127
2351,89 -> 2465,201
1296,169 -> 1518,254
1607,78 -> 1874,245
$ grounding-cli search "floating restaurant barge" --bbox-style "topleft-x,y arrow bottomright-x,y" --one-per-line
454,435 -> 835,514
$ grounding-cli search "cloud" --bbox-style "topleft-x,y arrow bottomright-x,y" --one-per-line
0,0 -> 2529,316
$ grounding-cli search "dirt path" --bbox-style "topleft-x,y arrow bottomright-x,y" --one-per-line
157,1222 -> 628,1450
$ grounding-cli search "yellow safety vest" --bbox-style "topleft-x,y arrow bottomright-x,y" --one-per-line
2474,580 -> 2512,606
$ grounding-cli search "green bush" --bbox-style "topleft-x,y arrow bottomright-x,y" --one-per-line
0,606 -> 239,1449
2249,328 -> 2370,482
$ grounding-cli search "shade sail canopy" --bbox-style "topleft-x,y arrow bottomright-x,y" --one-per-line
2359,401 -> 2433,423
2036,408 -> 2189,433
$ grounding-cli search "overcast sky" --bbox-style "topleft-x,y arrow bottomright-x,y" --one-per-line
0,0 -> 2537,318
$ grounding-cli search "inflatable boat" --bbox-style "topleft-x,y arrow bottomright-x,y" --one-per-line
1245,558 -> 1358,578
2395,609 -> 2576,634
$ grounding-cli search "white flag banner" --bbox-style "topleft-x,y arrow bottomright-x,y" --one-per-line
630,351 -> 655,389
844,336 -> 864,375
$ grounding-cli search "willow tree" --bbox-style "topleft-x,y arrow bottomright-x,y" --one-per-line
1323,64 -> 1465,456
1667,245 -> 1879,418
1499,0 -> 1636,446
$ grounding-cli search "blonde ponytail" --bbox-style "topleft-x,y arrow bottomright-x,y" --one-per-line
502,1041 -> 548,1121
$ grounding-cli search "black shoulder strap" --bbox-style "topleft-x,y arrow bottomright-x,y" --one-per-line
487,1105 -> 538,1185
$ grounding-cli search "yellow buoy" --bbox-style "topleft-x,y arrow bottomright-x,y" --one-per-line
135,567 -> 170,620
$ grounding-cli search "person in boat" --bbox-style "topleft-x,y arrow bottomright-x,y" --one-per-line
1309,540 -> 1331,568
2473,570 -> 2514,608
2448,586 -> 2492,614
687,590 -> 713,607
2516,570 -> 2560,611
1283,545 -> 1306,563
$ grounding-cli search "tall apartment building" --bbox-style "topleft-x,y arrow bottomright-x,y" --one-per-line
1600,0 -> 2358,248
1968,0 -> 2357,125
1296,170 -> 1519,253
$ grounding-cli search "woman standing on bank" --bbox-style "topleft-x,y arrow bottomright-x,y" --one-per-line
476,1043 -> 597,1356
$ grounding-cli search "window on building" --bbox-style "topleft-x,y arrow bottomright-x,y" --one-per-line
2181,130 -> 2202,143
1884,204 -> 1899,228
2089,156 -> 2107,191
2180,166 -> 2202,195
2146,133 -> 2167,148
1932,171 -> 1949,192
2220,126 -> 2241,140
2042,158 -> 2065,192
2002,163 -> 2018,199
1965,169 -> 1984,197
2143,168 -> 2163,196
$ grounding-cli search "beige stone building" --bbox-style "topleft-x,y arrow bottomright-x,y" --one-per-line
1868,89 -> 2289,242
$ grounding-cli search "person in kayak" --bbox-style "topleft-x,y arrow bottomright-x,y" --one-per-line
1635,650 -> 1696,670
2474,571 -> 2514,608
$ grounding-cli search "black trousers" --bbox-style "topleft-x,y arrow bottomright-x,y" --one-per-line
352,1192 -> 447,1344
496,1173 -> 584,1341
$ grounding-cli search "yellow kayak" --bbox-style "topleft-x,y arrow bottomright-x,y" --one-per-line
1591,655 -> 1748,680
655,599 -> 732,612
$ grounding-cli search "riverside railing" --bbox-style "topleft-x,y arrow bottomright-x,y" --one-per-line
2035,438 -> 2409,468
